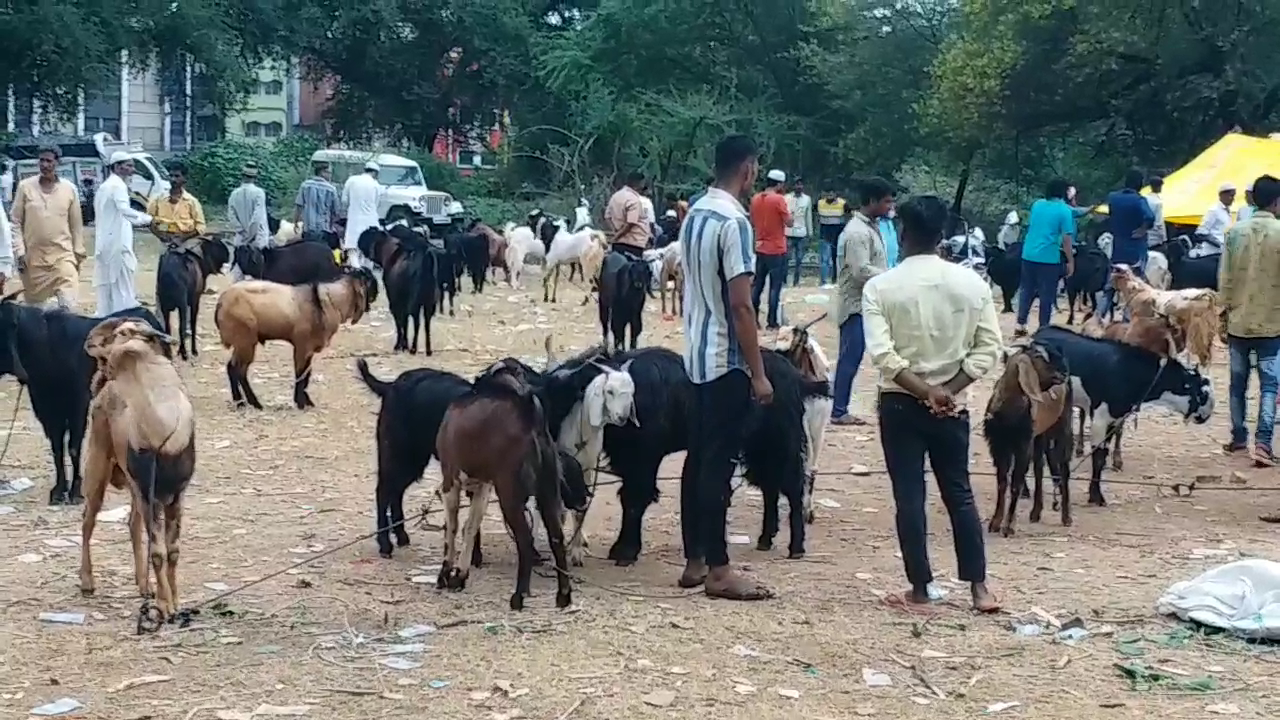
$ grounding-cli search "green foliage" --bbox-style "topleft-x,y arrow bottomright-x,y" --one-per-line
179,135 -> 324,211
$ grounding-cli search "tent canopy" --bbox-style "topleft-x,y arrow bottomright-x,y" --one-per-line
1095,133 -> 1280,226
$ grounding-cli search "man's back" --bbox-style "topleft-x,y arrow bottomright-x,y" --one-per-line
1106,189 -> 1152,262
297,176 -> 338,232
1221,212 -> 1280,338
682,188 -> 755,382
750,191 -> 788,255
1023,198 -> 1071,263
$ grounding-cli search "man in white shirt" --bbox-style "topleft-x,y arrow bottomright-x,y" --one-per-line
94,152 -> 154,314
784,177 -> 812,286
1237,181 -> 1256,222
342,161 -> 385,268
1145,175 -> 1167,248
862,193 -> 1002,614
1193,182 -> 1235,257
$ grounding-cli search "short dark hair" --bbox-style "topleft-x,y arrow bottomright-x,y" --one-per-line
625,170 -> 645,186
859,177 -> 894,205
713,134 -> 757,180
1123,168 -> 1145,191
37,144 -> 62,160
1253,175 -> 1280,211
1045,178 -> 1070,200
168,161 -> 188,176
898,195 -> 950,248
313,161 -> 330,174
1150,175 -> 1164,192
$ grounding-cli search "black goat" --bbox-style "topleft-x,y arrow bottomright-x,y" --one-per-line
233,242 -> 341,285
0,296 -> 165,504
446,229 -> 490,294
1065,241 -> 1109,324
1154,236 -> 1219,291
1033,326 -> 1214,507
982,341 -> 1073,537
155,238 -> 230,361
359,227 -> 439,355
986,241 -> 1022,314
598,251 -> 654,351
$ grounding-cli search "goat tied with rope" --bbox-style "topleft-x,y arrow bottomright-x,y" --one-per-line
80,318 -> 196,624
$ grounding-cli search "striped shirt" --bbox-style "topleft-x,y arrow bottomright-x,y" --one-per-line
680,187 -> 756,384
295,176 -> 340,233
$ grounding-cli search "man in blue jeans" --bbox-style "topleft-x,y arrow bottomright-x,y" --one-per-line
1014,178 -> 1075,337
830,177 -> 893,425
1218,174 -> 1280,467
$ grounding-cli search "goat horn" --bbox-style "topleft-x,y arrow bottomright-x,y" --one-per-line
798,312 -> 828,332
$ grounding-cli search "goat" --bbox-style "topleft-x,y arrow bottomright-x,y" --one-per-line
79,318 -> 195,621
657,241 -> 685,318
598,251 -> 654,351
982,341 -> 1073,537
774,318 -> 834,524
359,228 -> 440,355
1111,264 -> 1219,368
1153,236 -> 1219,290
449,225 -> 490,294
0,296 -> 164,504
502,222 -> 542,287
214,267 -> 378,409
155,238 -> 230,361
985,240 -> 1021,313
1146,250 -> 1172,290
576,232 -> 609,307
232,242 -> 342,286
1065,239 -> 1110,324
1033,326 -> 1214,507
473,222 -> 510,284
435,361 -> 575,610
543,227 -> 607,303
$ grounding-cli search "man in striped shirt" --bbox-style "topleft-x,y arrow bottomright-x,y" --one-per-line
293,162 -> 341,244
678,134 -> 774,601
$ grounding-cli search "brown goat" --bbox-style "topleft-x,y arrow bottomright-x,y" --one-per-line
214,267 -> 378,409
1110,264 -> 1219,367
80,318 -> 196,623
435,360 -> 572,611
658,242 -> 684,318
474,222 -> 510,284
983,341 -> 1073,537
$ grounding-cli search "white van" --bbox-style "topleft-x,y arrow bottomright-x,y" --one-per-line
310,149 -> 462,227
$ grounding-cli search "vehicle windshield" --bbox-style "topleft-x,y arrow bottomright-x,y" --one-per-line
141,157 -> 169,180
377,165 -> 424,187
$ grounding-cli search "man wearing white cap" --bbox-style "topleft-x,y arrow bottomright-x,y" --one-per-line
748,168 -> 791,328
1238,181 -> 1257,223
342,160 -> 384,268
93,151 -> 153,314
1192,182 -> 1236,258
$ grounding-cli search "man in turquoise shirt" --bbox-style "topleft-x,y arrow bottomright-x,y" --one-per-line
1015,178 -> 1076,336
878,210 -> 899,267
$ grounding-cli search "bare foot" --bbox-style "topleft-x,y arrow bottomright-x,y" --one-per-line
678,559 -> 708,588
972,582 -> 1001,613
883,589 -> 940,614
704,566 -> 773,600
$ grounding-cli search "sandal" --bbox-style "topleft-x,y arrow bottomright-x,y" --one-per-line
883,591 -> 942,615
1223,441 -> 1248,455
1255,444 -> 1276,468
831,415 -> 868,427
704,572 -> 774,601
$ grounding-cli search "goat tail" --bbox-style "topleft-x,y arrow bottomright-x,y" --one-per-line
355,358 -> 392,398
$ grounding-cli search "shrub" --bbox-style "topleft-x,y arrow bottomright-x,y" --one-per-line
178,134 -> 324,211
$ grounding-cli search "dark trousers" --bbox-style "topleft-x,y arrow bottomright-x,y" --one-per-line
785,236 -> 806,285
831,314 -> 865,418
680,369 -> 751,567
612,243 -> 646,261
1015,259 -> 1061,328
751,252 -> 787,327
878,392 -> 987,588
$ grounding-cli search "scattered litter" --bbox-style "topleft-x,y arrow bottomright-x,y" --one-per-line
909,697 -> 932,705
926,583 -> 948,601
985,701 -> 1021,714
635,659 -> 654,669
641,690 -> 676,707
802,293 -> 829,305
203,582 -> 231,592
218,636 -> 243,645
493,680 -> 529,698
732,684 -> 757,695
409,575 -> 433,584
669,667 -> 690,675
1114,662 -> 1219,692
38,612 -> 86,625
29,698 -> 84,716
727,534 -> 751,545
0,477 -> 34,496
380,657 -> 422,670
252,705 -> 311,716
920,649 -> 949,659
109,675 -> 172,692
776,688 -> 800,699
1057,627 -> 1090,645
17,553 -> 43,563
41,538 -> 77,548
669,618 -> 694,630
469,691 -> 492,701
862,668 -> 893,687
99,506 -> 130,523
1012,623 -> 1042,637
1189,548 -> 1231,558
0,505 -> 16,515
382,643 -> 427,654
398,624 -> 437,638
427,680 -> 451,690
1206,703 -> 1242,715
816,498 -> 841,509
731,645 -> 760,658
850,464 -> 871,476
854,572 -> 873,580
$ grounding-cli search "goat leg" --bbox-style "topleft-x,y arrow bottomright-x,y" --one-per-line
409,310 -> 420,355
452,484 -> 491,591
536,491 -> 573,609
189,291 -> 201,357
783,477 -> 807,559
164,498 -> 183,616
1030,438 -> 1046,523
292,347 -> 316,410
47,429 -> 74,505
436,482 -> 462,590
756,483 -> 780,552
177,302 -> 191,362
1110,425 -> 1125,471
1003,450 -> 1031,538
607,465 -> 659,566
495,485 -> 537,611
988,457 -> 1011,535
78,452 -> 111,596
1056,439 -> 1073,526
1087,415 -> 1112,506
1074,408 -> 1086,457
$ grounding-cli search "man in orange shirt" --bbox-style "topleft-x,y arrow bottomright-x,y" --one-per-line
750,168 -> 792,328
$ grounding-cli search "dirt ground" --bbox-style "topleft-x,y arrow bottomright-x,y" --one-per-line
1,237 -> 1278,720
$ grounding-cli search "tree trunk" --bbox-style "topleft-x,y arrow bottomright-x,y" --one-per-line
947,150 -> 976,238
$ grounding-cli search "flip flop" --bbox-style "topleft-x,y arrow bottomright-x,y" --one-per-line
882,591 -> 942,615
704,577 -> 774,601
972,595 -> 1003,614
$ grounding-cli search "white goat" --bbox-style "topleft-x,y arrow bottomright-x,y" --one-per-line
544,227 -> 608,303
1146,250 -> 1171,290
275,219 -> 302,244
503,222 -> 542,288
774,322 -> 834,523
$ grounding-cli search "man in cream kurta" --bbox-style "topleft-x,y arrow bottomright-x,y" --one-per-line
10,144 -> 86,309
342,161 -> 384,268
93,152 -> 153,315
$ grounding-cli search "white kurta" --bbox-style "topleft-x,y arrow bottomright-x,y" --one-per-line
342,173 -> 383,251
93,174 -> 152,315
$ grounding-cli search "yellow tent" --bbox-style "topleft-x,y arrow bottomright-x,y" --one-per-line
1095,133 -> 1280,225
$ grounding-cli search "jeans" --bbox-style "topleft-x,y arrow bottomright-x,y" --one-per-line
1016,259 -> 1061,328
785,235 -> 806,285
751,252 -> 787,327
680,369 -> 752,567
878,392 -> 987,588
1227,336 -> 1280,449
831,314 -> 865,419
819,225 -> 841,284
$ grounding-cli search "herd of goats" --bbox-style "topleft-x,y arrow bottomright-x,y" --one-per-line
0,206 -> 1229,621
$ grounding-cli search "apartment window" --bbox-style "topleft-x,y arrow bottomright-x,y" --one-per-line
84,72 -> 123,138
259,80 -> 283,96
245,120 -> 262,137
264,121 -> 283,138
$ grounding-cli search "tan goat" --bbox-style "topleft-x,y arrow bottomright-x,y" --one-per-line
214,267 -> 378,410
80,318 -> 196,623
1111,264 -> 1220,367
658,241 -> 684,318
577,231 -> 610,306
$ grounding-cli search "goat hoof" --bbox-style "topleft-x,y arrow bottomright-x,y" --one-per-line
1001,525 -> 1016,538
379,549 -> 393,559
1088,496 -> 1107,507
804,510 -> 816,525
394,532 -> 411,548
47,491 -> 69,506
787,550 -> 805,560
1052,500 -> 1061,511
408,347 -> 417,355
1019,486 -> 1031,499
755,538 -> 773,552
80,586 -> 95,597
555,590 -> 572,609
1062,516 -> 1073,527
510,593 -> 525,611
1030,511 -> 1043,524
424,349 -> 433,357
1111,459 -> 1124,472
986,519 -> 1002,534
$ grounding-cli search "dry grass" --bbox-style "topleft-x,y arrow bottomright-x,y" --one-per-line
1,238 -> 1278,719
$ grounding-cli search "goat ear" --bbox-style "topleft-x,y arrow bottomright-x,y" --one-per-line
1014,355 -> 1045,403
584,376 -> 605,428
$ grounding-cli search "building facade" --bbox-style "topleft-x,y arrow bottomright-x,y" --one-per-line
225,62 -> 290,141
